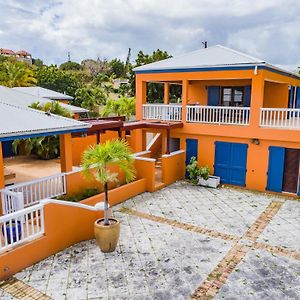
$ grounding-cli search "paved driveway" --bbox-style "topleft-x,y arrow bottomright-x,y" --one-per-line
1,181 -> 300,299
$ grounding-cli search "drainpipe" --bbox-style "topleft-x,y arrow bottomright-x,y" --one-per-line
254,65 -> 258,75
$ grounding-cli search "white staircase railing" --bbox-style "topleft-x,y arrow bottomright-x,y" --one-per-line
1,173 -> 66,210
0,199 -> 105,253
1,190 -> 24,215
187,105 -> 250,125
0,204 -> 44,252
260,108 -> 300,129
142,104 -> 182,121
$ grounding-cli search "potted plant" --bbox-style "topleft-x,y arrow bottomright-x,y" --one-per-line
198,166 -> 220,188
81,139 -> 136,253
186,157 -> 220,188
2,220 -> 22,244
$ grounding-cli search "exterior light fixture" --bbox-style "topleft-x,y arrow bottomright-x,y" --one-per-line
251,138 -> 260,145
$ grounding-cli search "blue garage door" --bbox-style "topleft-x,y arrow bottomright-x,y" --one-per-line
186,139 -> 198,165
214,141 -> 248,186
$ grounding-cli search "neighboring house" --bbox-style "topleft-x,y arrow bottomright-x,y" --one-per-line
13,86 -> 74,104
0,86 -> 89,156
7,86 -> 89,119
134,45 -> 300,195
0,48 -> 32,64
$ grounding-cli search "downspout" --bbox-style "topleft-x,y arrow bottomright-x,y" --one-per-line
254,65 -> 258,75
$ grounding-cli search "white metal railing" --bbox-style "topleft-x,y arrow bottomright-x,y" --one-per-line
142,104 -> 182,121
0,204 -> 44,252
0,199 -> 106,253
1,173 -> 66,210
1,190 -> 24,215
187,106 -> 250,125
260,108 -> 300,129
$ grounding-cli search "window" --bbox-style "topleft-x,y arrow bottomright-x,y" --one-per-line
221,87 -> 244,106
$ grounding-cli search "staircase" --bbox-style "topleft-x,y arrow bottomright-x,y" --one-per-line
154,156 -> 165,190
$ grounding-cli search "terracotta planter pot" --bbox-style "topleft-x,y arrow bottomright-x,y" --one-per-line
94,218 -> 120,253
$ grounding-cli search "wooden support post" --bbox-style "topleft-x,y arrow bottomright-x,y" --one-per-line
136,78 -> 147,120
250,73 -> 265,128
59,133 -> 73,173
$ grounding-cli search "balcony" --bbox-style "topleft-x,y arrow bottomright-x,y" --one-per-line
187,105 -> 250,125
260,108 -> 300,130
142,104 -> 182,121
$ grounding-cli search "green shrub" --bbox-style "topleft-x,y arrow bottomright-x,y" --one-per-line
186,156 -> 200,184
57,188 -> 100,202
199,166 -> 210,181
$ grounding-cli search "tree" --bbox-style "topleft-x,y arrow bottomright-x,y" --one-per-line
129,49 -> 172,100
81,139 -> 135,225
32,58 -> 44,67
101,97 -> 135,120
74,86 -> 107,111
93,73 -> 114,95
0,61 -> 37,87
81,59 -> 111,77
12,101 -> 72,160
60,61 -> 82,71
36,65 -> 82,97
109,59 -> 125,78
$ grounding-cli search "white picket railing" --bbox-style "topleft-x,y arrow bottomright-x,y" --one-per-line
2,173 -> 66,210
142,104 -> 182,121
260,108 -> 300,129
187,106 -> 250,125
0,204 -> 44,252
1,190 -> 24,215
0,199 -> 105,253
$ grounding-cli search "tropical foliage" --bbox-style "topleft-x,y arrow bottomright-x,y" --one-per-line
81,140 -> 136,225
101,97 -> 135,120
74,86 -> 107,111
12,101 -> 72,160
0,61 -> 37,87
186,156 -> 200,184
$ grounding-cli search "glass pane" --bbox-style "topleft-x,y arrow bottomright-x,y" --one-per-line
234,88 -> 243,103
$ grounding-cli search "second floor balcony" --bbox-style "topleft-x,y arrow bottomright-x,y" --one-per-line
142,104 -> 300,130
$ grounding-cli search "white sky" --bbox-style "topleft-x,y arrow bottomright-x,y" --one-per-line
0,0 -> 300,71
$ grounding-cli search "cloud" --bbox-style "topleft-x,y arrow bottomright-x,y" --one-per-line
0,0 -> 299,70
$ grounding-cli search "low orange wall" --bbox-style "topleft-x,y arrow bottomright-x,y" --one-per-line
162,151 -> 185,185
81,178 -> 146,206
134,158 -> 156,192
0,203 -> 102,280
0,178 -> 147,280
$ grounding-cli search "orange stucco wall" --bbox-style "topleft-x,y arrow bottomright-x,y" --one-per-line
0,178 -> 147,280
0,203 -> 103,280
134,158 -> 156,192
263,81 -> 289,108
188,79 -> 252,104
162,151 -> 185,185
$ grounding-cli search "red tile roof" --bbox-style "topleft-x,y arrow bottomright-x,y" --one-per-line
0,49 -> 15,55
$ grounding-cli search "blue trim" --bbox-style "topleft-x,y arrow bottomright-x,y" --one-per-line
135,65 -> 300,79
0,128 -> 87,142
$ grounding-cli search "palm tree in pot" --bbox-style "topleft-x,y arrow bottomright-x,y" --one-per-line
81,139 -> 135,252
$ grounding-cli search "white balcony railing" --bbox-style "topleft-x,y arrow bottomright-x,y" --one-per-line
260,108 -> 300,129
142,104 -> 182,121
187,106 -> 250,125
1,173 -> 66,212
0,204 -> 44,252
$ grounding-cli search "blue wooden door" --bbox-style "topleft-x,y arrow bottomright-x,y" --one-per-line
207,87 -> 220,106
186,139 -> 198,165
267,146 -> 285,192
214,141 -> 248,186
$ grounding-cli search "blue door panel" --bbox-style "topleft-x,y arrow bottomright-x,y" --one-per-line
244,86 -> 251,107
186,139 -> 198,165
267,146 -> 285,192
207,86 -> 220,106
214,141 -> 247,186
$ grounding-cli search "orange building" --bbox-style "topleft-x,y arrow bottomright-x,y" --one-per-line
133,45 -> 300,196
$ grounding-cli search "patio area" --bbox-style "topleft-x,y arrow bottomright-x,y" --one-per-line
1,181 -> 300,299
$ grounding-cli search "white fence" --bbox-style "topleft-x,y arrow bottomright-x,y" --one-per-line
0,199 -> 105,253
1,190 -> 24,215
142,104 -> 182,121
0,204 -> 44,252
187,106 -> 250,125
260,108 -> 300,129
1,173 -> 66,211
